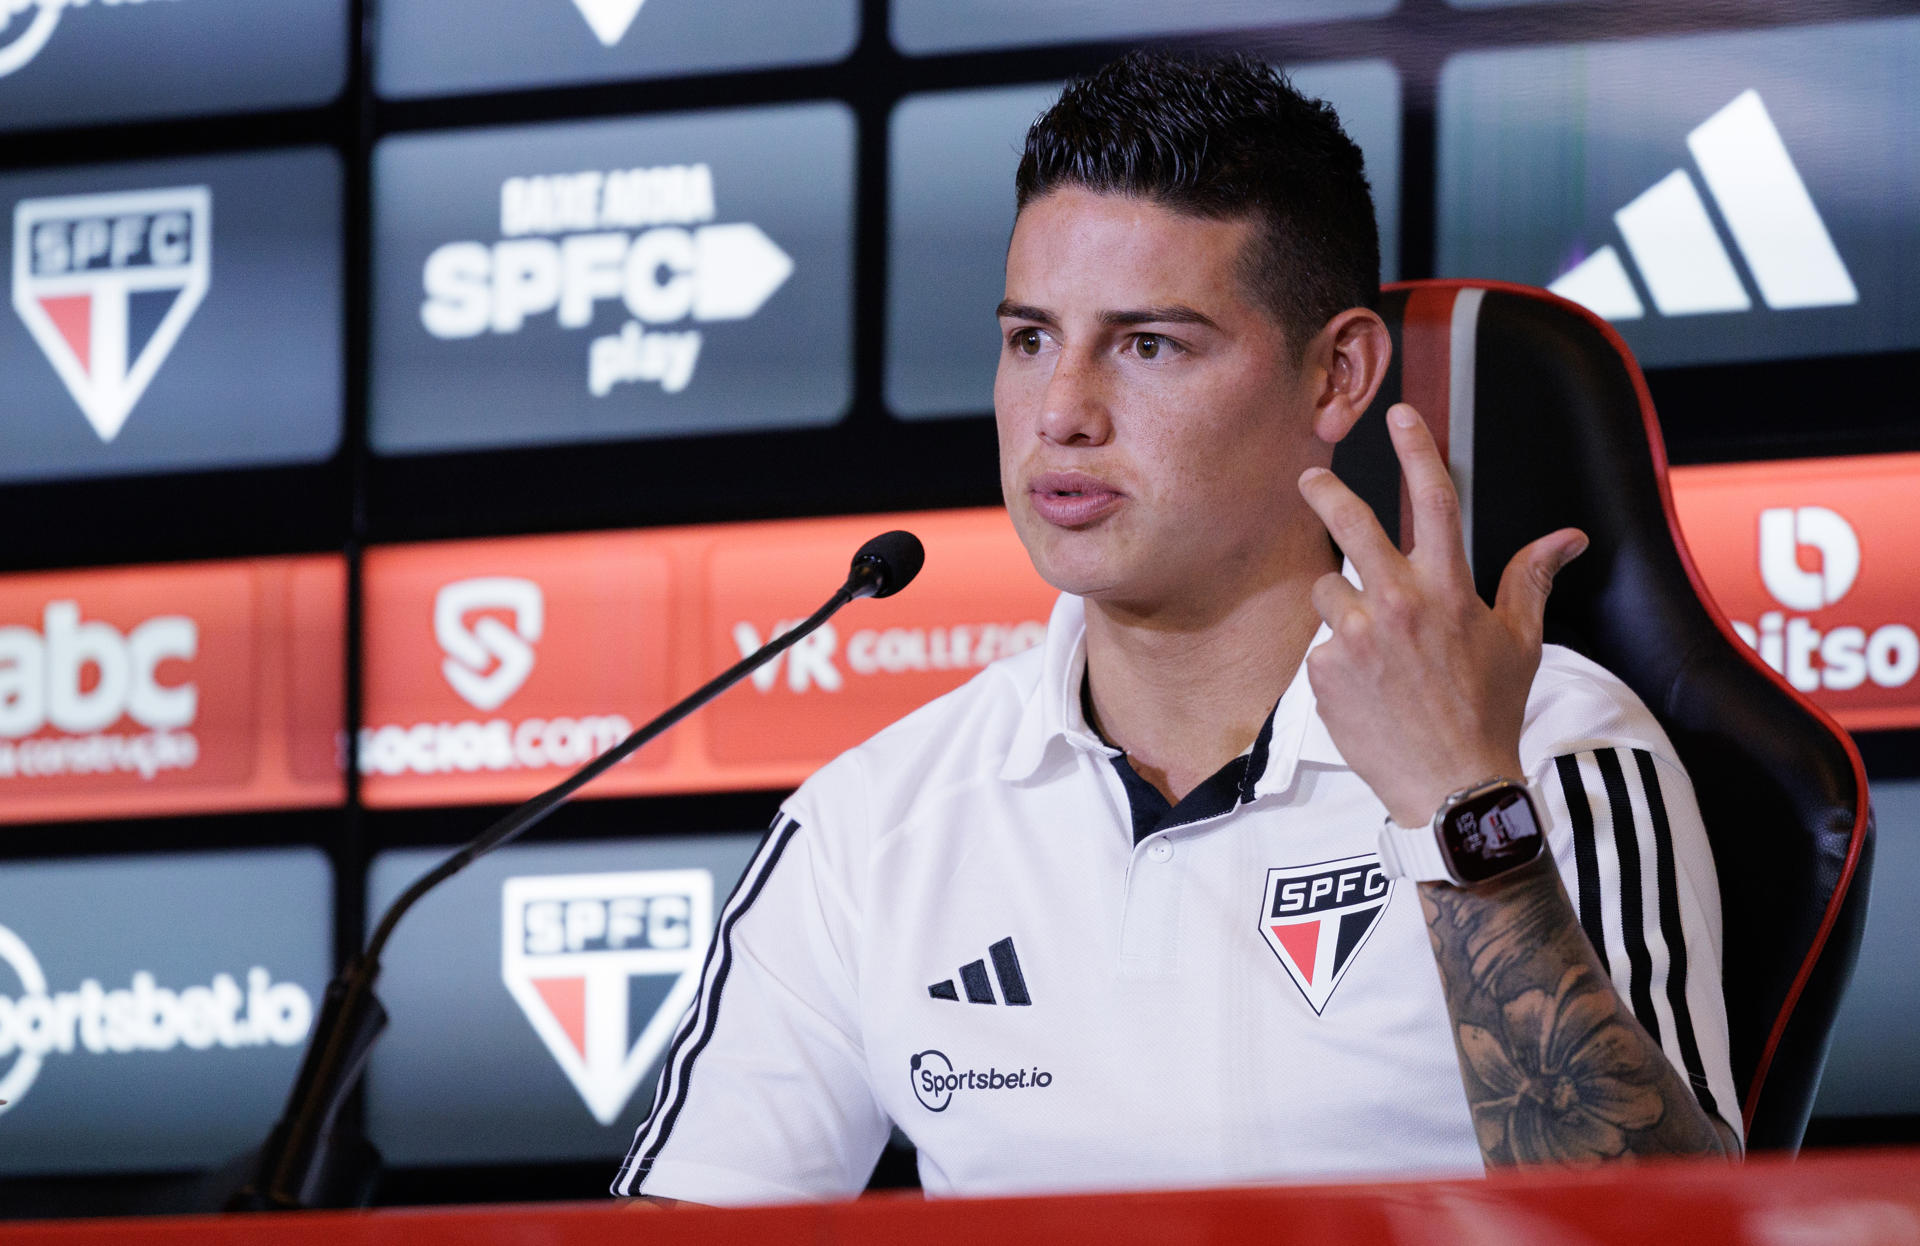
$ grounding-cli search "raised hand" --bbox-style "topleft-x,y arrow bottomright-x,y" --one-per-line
1295,402 -> 1588,828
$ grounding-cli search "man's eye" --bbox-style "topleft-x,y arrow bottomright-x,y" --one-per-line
1132,334 -> 1170,360
1009,328 -> 1043,355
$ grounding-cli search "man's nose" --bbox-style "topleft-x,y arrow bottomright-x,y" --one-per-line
1036,348 -> 1112,447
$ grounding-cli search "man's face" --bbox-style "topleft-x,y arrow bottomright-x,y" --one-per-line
995,186 -> 1332,612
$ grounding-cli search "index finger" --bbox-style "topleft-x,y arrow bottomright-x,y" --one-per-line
1298,463 -> 1402,586
1387,403 -> 1469,583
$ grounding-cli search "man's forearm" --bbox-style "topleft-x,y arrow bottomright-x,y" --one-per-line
1420,855 -> 1736,1165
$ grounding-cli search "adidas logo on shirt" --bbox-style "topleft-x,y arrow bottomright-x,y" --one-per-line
928,936 -> 1030,1005
1549,89 -> 1857,323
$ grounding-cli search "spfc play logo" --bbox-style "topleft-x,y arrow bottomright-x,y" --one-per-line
1259,855 -> 1393,1015
12,185 -> 211,443
502,869 -> 712,1125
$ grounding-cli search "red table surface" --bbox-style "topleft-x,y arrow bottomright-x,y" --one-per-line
3,1149 -> 1917,1245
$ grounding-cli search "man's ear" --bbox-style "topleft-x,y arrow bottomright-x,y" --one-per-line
1307,308 -> 1391,446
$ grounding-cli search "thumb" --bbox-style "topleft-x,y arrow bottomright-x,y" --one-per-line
1495,528 -> 1589,640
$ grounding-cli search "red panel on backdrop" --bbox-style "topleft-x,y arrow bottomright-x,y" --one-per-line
1670,452 -> 1920,731
358,508 -> 1057,808
0,555 -> 345,823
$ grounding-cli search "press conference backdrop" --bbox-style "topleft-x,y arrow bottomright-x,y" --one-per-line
0,0 -> 1914,1214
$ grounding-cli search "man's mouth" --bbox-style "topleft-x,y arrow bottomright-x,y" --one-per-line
1029,473 -> 1125,527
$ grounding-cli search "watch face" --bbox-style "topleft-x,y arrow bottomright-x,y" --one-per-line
1441,785 -> 1544,884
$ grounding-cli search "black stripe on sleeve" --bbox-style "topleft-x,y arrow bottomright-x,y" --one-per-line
1634,748 -> 1724,1123
1555,753 -> 1611,977
616,814 -> 802,1190
1595,748 -> 1662,1047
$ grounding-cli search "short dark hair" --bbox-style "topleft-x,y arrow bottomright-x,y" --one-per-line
1015,50 -> 1379,358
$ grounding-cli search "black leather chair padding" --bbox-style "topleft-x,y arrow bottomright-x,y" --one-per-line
1332,282 -> 1874,1151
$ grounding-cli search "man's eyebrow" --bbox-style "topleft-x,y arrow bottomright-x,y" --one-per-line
995,300 -> 1055,325
1099,305 -> 1220,330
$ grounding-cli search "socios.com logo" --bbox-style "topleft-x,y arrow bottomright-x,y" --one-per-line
908,1048 -> 1052,1113
436,577 -> 543,712
0,922 -> 313,1112
1730,505 -> 1918,694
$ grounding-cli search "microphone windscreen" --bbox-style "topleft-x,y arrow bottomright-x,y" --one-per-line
852,530 -> 925,598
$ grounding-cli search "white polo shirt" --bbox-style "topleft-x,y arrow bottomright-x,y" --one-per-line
614,589 -> 1740,1205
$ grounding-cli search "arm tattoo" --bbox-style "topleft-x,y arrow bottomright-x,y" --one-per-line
1420,858 -> 1736,1165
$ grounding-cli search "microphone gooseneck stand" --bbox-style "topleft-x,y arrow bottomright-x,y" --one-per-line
227,531 -> 925,1211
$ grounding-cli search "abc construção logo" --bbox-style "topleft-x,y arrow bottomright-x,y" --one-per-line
0,923 -> 312,1112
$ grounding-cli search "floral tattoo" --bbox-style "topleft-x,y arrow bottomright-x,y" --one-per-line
1421,861 -> 1734,1165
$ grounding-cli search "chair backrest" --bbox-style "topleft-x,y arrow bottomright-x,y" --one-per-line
1332,279 -> 1875,1150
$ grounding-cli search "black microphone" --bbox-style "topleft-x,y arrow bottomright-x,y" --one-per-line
228,532 -> 924,1211
846,530 -> 925,600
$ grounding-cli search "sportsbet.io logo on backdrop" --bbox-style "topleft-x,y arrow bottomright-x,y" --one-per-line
502,870 -> 712,1124
0,922 -> 312,1112
0,0 -> 179,80
12,185 -> 210,442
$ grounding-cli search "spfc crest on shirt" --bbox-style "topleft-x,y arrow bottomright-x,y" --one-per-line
1259,855 -> 1393,1015
12,185 -> 211,443
502,870 -> 712,1125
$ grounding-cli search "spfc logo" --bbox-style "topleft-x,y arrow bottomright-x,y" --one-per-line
1259,855 -> 1393,1015
12,185 -> 211,443
502,870 -> 712,1125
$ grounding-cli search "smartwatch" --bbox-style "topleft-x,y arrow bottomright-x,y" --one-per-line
1377,778 -> 1546,886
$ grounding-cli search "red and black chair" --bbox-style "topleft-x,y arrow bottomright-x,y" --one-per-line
1334,279 -> 1875,1150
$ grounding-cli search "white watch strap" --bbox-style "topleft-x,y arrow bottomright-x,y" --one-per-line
1377,818 -> 1453,883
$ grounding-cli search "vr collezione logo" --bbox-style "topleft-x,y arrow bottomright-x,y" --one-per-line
419,162 -> 792,400
0,0 -> 180,80
502,870 -> 711,1125
1730,506 -> 1917,694
12,185 -> 210,442
730,617 -> 1046,694
0,922 -> 312,1114
357,576 -> 633,778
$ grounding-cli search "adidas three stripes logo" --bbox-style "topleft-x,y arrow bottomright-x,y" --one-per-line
929,936 -> 1031,1005
1550,89 -> 1857,323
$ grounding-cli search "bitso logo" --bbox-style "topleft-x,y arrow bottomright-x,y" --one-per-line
502,870 -> 711,1124
436,577 -> 543,712
1550,90 -> 1856,323
0,0 -> 180,80
1730,506 -> 1917,694
0,922 -> 312,1113
908,1048 -> 1052,1113
569,0 -> 645,46
0,600 -> 199,783
419,162 -> 792,400
1259,856 -> 1393,1015
12,185 -> 211,442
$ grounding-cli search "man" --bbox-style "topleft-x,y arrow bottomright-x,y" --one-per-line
614,51 -> 1740,1205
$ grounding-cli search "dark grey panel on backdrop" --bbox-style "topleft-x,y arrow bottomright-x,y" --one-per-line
371,106 -> 854,455
0,849 -> 331,1176
365,834 -> 762,1166
892,0 -> 1395,55
885,63 -> 1401,421
376,0 -> 857,98
0,148 -> 344,484
1812,779 -> 1920,1119
1438,19 -> 1920,369
0,0 -> 345,132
